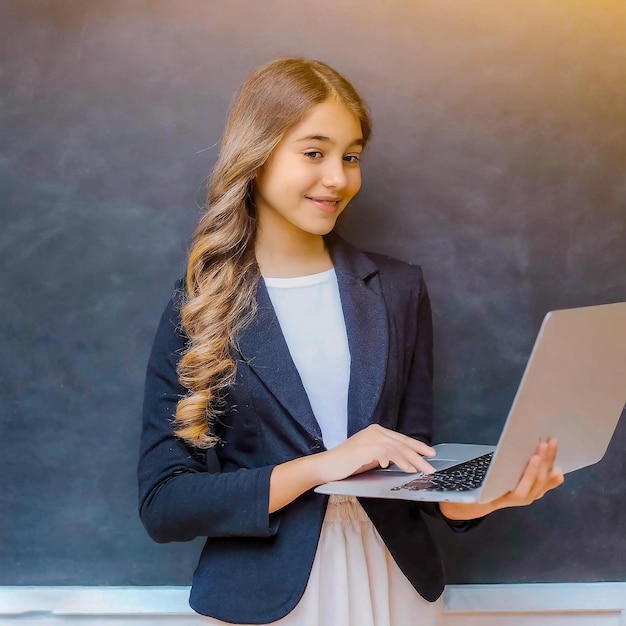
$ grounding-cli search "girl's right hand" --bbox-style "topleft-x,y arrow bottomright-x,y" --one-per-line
269,425 -> 435,513
314,424 -> 436,484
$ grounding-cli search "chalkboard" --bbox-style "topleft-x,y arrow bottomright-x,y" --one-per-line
1,0 -> 625,587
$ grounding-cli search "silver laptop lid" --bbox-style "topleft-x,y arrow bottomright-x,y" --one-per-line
479,301 -> 626,502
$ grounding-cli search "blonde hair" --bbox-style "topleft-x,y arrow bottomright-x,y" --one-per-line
175,58 -> 372,448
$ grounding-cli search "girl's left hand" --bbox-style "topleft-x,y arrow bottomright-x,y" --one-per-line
438,438 -> 565,522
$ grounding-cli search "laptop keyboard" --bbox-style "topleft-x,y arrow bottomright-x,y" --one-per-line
391,452 -> 494,492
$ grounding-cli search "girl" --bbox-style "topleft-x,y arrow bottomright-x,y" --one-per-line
138,58 -> 563,625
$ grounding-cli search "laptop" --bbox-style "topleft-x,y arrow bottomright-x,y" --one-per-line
315,302 -> 626,504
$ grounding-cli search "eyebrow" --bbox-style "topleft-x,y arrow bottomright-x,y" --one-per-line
295,134 -> 365,147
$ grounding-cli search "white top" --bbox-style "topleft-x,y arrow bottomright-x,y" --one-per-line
264,268 -> 350,450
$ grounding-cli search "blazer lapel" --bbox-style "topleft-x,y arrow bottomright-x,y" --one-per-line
234,281 -> 321,441
329,235 -> 390,437
234,235 -> 389,446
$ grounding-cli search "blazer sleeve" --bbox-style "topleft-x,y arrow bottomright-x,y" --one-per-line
137,284 -> 280,543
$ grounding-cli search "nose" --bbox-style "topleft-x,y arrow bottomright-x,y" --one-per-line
321,158 -> 348,190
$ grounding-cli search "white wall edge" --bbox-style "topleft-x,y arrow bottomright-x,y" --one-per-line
443,582 -> 626,613
0,583 -> 626,616
0,587 -> 194,616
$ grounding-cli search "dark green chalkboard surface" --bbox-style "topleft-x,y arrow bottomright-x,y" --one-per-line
1,0 -> 625,586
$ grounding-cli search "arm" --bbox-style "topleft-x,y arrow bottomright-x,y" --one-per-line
139,285 -> 437,539
138,287 -> 278,542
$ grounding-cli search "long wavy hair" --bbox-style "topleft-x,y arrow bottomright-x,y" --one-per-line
175,58 -> 372,448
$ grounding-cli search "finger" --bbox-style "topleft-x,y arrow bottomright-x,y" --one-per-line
404,452 -> 436,474
377,456 -> 391,469
495,462 -> 565,510
546,438 -> 559,467
551,466 -> 565,488
407,453 -> 436,474
513,453 -> 542,500
525,453 -> 564,502
382,440 -> 437,473
535,466 -> 565,498
533,440 -> 551,485
391,438 -> 437,473
374,426 -> 436,457
376,441 -> 436,474
531,439 -> 559,498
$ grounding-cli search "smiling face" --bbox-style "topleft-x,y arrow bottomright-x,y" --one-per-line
253,99 -> 364,245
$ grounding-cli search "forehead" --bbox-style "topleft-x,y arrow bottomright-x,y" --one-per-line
285,99 -> 363,145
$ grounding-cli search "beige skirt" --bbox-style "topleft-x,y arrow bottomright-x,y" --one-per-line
201,495 -> 441,626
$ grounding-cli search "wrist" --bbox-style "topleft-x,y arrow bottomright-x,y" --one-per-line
269,453 -> 331,513
306,449 -> 336,485
438,500 -> 496,521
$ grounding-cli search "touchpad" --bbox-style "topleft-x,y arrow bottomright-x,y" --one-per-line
381,458 -> 461,473
429,458 -> 461,471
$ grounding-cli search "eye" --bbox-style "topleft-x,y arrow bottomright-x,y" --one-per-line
304,150 -> 323,160
343,154 -> 361,164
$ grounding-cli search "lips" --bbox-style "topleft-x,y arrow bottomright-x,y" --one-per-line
306,196 -> 342,213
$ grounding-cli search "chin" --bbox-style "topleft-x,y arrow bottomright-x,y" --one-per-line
304,214 -> 343,236
305,222 -> 338,237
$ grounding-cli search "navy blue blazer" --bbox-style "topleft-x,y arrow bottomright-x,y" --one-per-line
138,234 -> 459,623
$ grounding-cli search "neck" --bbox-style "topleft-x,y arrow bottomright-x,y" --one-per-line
255,227 -> 333,278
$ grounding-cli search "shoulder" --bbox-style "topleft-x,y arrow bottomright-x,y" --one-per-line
328,234 -> 429,320
328,232 -> 425,287
149,278 -> 189,358
364,249 -> 424,285
157,278 -> 186,329
364,250 -> 429,318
